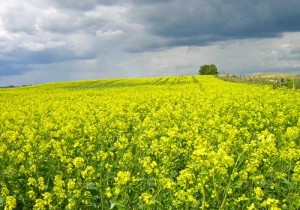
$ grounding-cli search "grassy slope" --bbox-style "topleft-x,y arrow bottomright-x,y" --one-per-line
252,73 -> 300,79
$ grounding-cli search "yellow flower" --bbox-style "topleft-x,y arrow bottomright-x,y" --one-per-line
27,190 -> 36,200
140,156 -> 158,174
158,177 -> 175,190
73,189 -> 81,198
67,163 -> 73,174
115,171 -> 131,186
177,169 -> 195,188
19,165 -> 26,174
261,198 -> 280,208
30,164 -> 36,173
96,151 -> 108,161
114,187 -> 120,196
140,192 -> 155,205
1,183 -> 9,197
4,196 -> 16,210
227,188 -> 233,195
38,177 -> 45,191
72,157 -> 85,168
247,203 -> 256,210
33,199 -> 45,210
105,163 -> 113,172
67,179 -> 76,190
53,175 -> 66,199
81,165 -> 95,180
105,187 -> 112,198
2,75 -> 300,209
66,199 -> 76,209
42,192 -> 52,205
28,177 -> 36,187
254,187 -> 264,200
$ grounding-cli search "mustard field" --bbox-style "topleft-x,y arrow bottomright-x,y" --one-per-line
1,76 -> 300,209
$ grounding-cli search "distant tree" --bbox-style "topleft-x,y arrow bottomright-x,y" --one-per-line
199,64 -> 218,75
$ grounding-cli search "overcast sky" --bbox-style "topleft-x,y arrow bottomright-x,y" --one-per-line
1,0 -> 300,86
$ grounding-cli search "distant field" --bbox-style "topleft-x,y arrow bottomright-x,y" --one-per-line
219,72 -> 300,89
1,76 -> 300,209
252,73 -> 300,79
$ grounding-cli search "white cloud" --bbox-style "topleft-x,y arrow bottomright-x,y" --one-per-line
21,41 -> 46,51
20,40 -> 66,52
96,29 -> 124,38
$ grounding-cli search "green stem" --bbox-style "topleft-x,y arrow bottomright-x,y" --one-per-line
99,163 -> 104,210
201,178 -> 206,210
219,152 -> 245,210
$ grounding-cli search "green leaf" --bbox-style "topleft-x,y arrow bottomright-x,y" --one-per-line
0,196 -> 4,206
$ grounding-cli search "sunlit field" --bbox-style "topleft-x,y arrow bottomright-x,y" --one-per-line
1,76 -> 300,209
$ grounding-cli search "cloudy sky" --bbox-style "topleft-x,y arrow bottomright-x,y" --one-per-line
1,0 -> 300,86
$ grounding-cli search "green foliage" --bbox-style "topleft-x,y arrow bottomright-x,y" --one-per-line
199,64 -> 218,75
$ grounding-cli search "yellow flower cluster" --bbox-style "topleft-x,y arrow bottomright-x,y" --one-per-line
139,192 -> 155,205
1,76 -> 300,209
115,171 -> 131,186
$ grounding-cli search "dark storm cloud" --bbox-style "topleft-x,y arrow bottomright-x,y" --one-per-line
123,35 -> 226,53
0,46 -> 97,76
14,48 -> 95,64
0,63 -> 29,76
129,0 -> 300,48
1,0 -> 300,85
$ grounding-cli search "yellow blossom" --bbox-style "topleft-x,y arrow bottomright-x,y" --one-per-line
140,192 -> 155,205
72,157 -> 85,168
115,171 -> 131,186
4,196 -> 16,210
